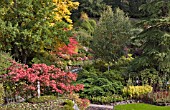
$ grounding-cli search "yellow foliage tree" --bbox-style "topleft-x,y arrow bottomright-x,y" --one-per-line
51,0 -> 79,56
53,0 -> 79,28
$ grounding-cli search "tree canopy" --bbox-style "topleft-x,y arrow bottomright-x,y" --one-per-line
130,18 -> 170,76
0,0 -> 77,64
91,7 -> 132,63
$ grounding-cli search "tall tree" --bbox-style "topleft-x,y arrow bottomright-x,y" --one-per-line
129,18 -> 170,84
91,7 -> 132,65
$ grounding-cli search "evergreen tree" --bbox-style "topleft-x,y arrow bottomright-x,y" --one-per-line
72,0 -> 108,20
129,18 -> 170,82
140,0 -> 170,18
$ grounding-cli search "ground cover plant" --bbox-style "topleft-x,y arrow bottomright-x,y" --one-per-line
114,103 -> 170,110
0,98 -> 72,110
0,95 -> 90,110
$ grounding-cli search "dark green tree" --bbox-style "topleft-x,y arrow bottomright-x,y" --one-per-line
129,18 -> 170,85
0,0 -> 70,64
140,0 -> 170,18
72,0 -> 108,20
104,0 -> 147,18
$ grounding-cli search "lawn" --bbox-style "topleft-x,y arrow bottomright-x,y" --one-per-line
114,103 -> 170,110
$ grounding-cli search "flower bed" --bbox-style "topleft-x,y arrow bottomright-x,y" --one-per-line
148,91 -> 170,106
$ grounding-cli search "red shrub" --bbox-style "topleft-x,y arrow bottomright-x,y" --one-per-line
4,61 -> 84,97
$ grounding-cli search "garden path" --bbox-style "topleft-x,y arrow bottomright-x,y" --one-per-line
86,104 -> 113,110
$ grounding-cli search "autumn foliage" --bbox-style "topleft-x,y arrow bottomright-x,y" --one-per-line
58,37 -> 78,56
53,0 -> 79,28
3,61 -> 84,97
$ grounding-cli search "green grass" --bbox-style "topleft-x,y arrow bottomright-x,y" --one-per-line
114,103 -> 170,110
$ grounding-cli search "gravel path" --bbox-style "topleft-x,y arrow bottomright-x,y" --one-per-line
86,104 -> 113,110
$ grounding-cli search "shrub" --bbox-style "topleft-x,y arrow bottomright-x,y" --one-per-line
86,86 -> 105,97
93,78 -> 111,86
77,66 -> 124,102
78,77 -> 123,98
101,70 -> 123,82
3,62 -> 84,99
77,67 -> 100,80
122,85 -> 153,99
90,94 -> 123,104
0,83 -> 4,104
27,95 -> 57,103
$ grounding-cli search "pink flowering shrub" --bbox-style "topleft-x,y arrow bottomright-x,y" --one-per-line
3,61 -> 84,98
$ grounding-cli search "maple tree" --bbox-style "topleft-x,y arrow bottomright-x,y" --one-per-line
50,36 -> 89,70
3,61 -> 84,98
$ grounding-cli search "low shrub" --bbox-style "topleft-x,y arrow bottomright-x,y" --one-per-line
27,95 -> 57,103
63,100 -> 74,110
78,78 -> 123,98
122,85 -> 153,99
89,94 -> 123,104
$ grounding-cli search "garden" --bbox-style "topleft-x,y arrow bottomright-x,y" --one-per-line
0,0 -> 170,110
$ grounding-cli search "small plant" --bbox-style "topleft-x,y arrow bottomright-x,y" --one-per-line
64,93 -> 90,110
